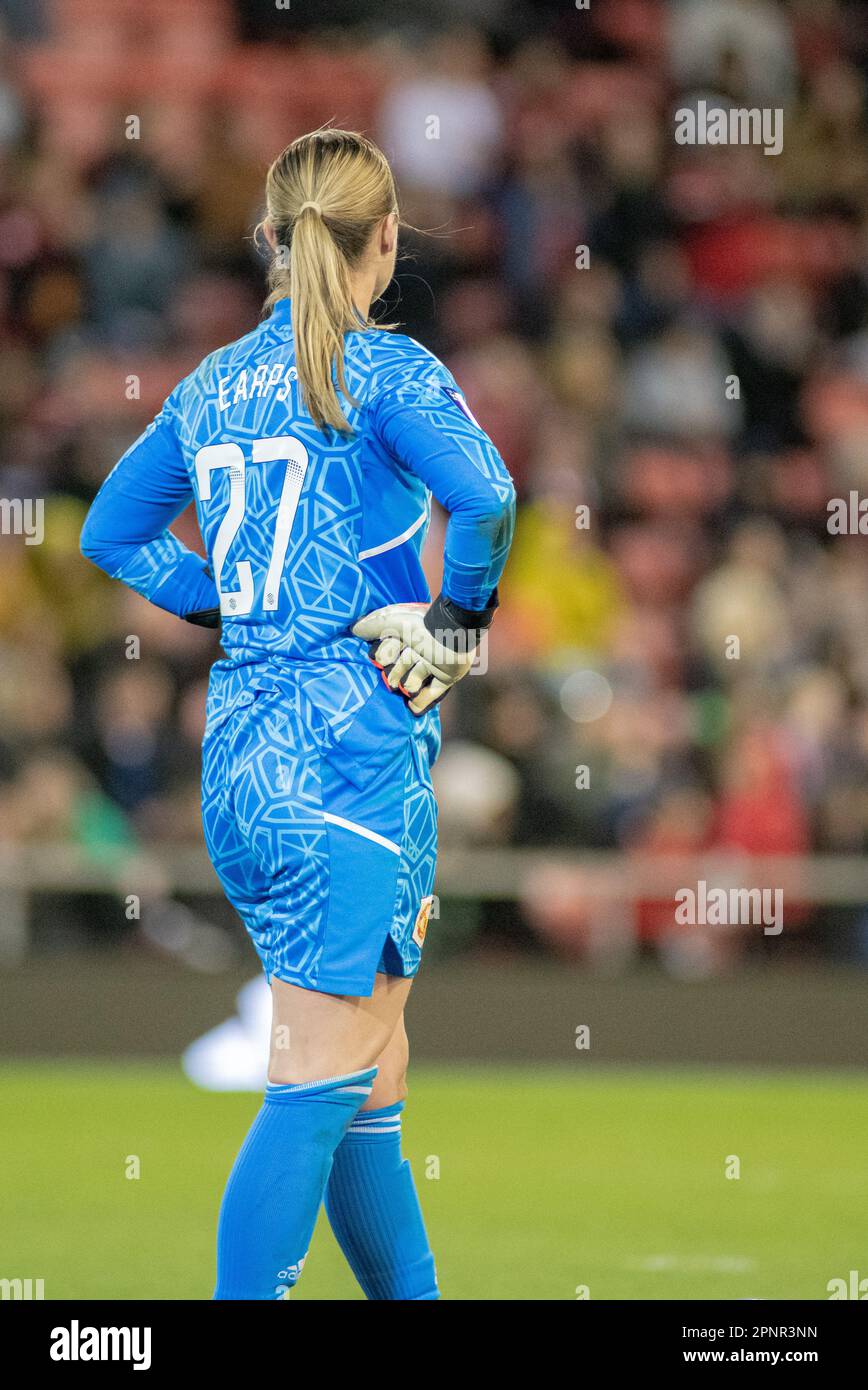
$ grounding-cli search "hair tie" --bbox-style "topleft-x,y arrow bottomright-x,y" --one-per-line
298,200 -> 322,217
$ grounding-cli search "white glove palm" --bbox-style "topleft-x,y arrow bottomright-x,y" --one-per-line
353,602 -> 478,715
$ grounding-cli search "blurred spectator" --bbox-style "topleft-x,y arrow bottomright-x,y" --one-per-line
379,29 -> 505,198
669,0 -> 796,106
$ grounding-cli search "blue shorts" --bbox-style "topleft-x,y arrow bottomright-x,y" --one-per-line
201,675 -> 438,996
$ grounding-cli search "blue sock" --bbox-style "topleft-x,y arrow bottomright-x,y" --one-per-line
324,1101 -> 439,1300
214,1067 -> 376,1299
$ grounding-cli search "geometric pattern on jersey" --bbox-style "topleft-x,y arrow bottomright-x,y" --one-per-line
169,299 -> 514,734
89,298 -> 515,749
201,679 -> 437,994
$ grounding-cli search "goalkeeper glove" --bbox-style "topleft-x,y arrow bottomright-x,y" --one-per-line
352,592 -> 496,715
183,607 -> 220,629
183,564 -> 221,629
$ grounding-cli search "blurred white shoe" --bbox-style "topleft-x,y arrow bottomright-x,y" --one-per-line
182,976 -> 271,1090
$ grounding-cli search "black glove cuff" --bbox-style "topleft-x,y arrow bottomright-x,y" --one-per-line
424,590 -> 497,651
184,607 -> 221,629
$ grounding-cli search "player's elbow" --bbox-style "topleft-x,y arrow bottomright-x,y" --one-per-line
79,510 -> 113,573
79,515 -> 100,564
499,479 -> 517,526
471,482 -> 516,545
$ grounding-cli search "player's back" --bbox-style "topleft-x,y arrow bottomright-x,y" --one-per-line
175,300 -> 442,670
82,295 -> 514,745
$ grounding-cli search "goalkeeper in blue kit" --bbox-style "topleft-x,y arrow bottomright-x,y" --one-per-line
81,128 -> 515,1300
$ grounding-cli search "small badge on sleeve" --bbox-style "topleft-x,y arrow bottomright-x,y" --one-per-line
413,895 -> 435,948
442,386 -> 482,429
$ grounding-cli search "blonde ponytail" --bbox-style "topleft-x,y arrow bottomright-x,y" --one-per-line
261,129 -> 398,433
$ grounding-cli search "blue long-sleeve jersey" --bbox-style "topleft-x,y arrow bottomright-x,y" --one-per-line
81,299 -> 515,740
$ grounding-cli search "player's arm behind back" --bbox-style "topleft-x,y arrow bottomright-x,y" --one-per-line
354,363 -> 516,714
79,392 -> 220,627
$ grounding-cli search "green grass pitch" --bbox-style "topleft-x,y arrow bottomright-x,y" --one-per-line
1,1062 -> 866,1300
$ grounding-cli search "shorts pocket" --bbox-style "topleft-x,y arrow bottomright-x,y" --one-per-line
322,679 -> 414,791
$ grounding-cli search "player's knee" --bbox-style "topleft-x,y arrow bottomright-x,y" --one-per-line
364,1029 -> 409,1108
379,1060 -> 409,1103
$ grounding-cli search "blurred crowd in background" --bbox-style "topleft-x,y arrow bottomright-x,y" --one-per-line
1,0 -> 868,973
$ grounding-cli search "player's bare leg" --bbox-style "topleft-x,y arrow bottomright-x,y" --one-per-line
267,972 -> 412,1085
362,1012 -> 409,1109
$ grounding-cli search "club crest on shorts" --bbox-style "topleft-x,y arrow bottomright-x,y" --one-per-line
413,895 -> 435,948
